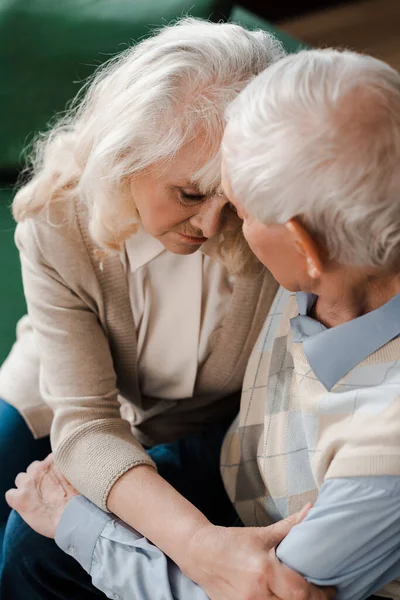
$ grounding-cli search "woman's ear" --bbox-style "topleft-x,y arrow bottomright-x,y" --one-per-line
285,219 -> 323,279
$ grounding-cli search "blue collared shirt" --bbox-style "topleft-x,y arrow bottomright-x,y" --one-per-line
278,292 -> 400,599
55,292 -> 400,600
291,291 -> 400,390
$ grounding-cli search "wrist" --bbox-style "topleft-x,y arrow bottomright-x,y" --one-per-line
183,522 -> 219,583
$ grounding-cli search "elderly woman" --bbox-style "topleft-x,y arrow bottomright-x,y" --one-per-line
0,17 -> 326,600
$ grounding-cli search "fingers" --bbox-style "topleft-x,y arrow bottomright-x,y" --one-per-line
27,455 -> 55,478
33,454 -> 67,487
313,587 -> 336,600
268,548 -> 326,600
305,584 -> 336,600
42,453 -> 54,466
14,471 -> 28,488
26,460 -> 42,476
5,487 -> 18,509
263,515 -> 300,547
263,503 -> 313,548
51,460 -> 68,482
268,550 -> 336,600
5,486 -> 29,513
295,502 -> 313,524
7,468 -> 31,509
19,456 -> 56,487
50,461 -> 79,496
8,457 -> 78,510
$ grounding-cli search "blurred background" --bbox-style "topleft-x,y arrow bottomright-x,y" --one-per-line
273,0 -> 400,70
0,0 -> 399,365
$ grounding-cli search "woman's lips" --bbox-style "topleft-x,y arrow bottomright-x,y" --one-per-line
177,233 -> 208,245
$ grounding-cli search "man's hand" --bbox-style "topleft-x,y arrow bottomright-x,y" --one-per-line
5,453 -> 79,539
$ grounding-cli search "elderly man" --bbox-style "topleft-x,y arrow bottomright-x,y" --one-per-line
5,49 -> 400,600
221,48 -> 400,599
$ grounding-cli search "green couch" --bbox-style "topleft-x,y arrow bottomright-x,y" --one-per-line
0,187 -> 25,363
0,1 -> 301,364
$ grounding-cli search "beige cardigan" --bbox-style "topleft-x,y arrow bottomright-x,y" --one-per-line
0,199 -> 278,510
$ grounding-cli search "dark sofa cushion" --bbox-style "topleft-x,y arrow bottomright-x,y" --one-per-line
0,0 -> 233,171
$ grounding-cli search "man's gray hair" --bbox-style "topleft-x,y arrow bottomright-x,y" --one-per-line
223,48 -> 400,269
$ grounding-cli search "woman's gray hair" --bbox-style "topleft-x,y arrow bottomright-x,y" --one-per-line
223,48 -> 400,270
14,17 -> 285,274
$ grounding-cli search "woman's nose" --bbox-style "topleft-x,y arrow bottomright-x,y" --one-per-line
191,200 -> 225,239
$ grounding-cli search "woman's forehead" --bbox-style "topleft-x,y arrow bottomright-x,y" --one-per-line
159,143 -> 222,194
191,151 -> 222,194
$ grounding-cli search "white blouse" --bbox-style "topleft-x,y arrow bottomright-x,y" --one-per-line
121,227 -> 233,400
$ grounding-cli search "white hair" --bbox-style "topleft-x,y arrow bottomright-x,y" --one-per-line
13,17 -> 285,273
223,48 -> 400,270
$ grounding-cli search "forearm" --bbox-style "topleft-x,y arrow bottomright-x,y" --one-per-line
107,464 -> 211,572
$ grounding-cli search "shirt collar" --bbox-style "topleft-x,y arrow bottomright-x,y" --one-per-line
124,227 -> 166,273
124,228 -> 214,273
290,291 -> 400,391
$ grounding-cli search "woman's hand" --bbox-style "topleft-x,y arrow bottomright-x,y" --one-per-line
5,453 -> 79,539
184,509 -> 335,600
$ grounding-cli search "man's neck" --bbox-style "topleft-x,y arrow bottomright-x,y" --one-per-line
308,268 -> 400,328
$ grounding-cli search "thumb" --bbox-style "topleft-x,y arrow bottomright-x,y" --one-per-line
43,453 -> 54,466
261,503 -> 312,548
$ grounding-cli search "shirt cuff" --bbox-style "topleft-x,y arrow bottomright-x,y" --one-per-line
55,495 -> 112,573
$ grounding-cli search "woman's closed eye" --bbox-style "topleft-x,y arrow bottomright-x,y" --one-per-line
179,189 -> 206,205
178,189 -> 238,214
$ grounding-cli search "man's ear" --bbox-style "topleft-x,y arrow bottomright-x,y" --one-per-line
285,219 -> 323,279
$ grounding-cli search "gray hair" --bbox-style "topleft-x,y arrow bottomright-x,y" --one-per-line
14,17 -> 284,273
223,48 -> 400,270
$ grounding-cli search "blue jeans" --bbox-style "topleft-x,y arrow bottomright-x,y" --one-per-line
0,400 -> 238,599
0,400 -> 52,565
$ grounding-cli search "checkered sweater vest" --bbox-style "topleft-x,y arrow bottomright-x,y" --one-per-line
221,288 -> 400,595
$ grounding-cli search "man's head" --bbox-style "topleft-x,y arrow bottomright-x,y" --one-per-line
222,49 -> 400,291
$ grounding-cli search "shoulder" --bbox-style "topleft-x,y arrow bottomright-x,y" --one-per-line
15,197 -> 92,275
15,200 -> 99,287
